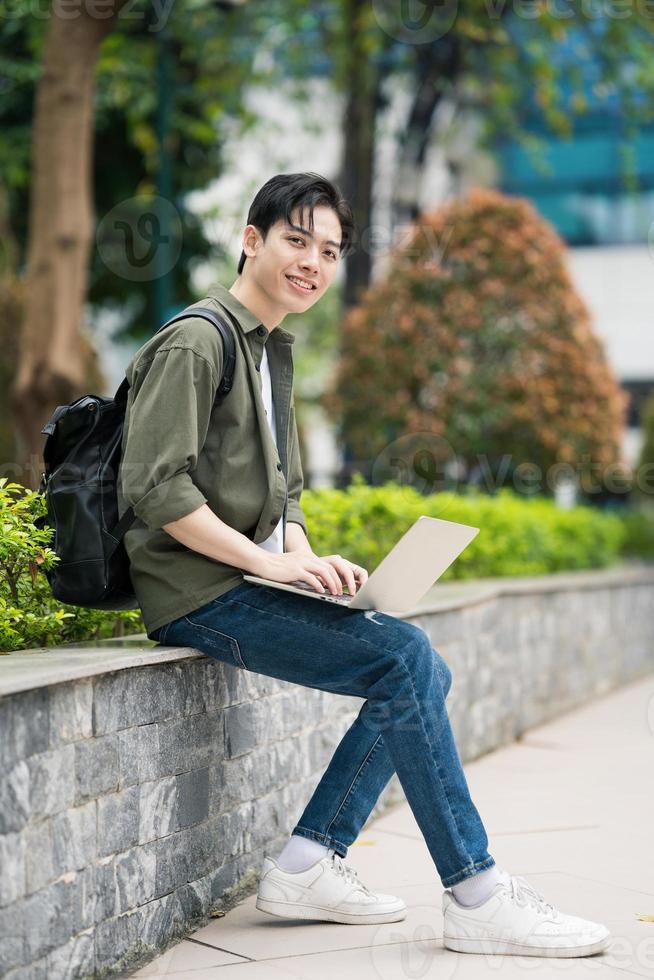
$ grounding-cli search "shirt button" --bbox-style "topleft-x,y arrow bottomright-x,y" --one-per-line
270,518 -> 277,526
257,325 -> 266,336
255,363 -> 260,371
276,462 -> 282,471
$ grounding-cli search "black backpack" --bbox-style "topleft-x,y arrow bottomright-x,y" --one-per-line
35,306 -> 237,611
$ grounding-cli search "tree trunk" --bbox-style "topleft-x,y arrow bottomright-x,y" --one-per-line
0,182 -> 23,472
338,0 -> 383,312
391,39 -> 460,231
12,0 -> 127,488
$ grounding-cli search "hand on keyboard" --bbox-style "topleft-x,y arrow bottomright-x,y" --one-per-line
290,580 -> 353,601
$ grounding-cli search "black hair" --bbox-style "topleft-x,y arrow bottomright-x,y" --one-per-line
237,172 -> 355,274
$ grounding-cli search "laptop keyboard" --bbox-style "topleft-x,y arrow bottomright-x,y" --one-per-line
290,580 -> 354,604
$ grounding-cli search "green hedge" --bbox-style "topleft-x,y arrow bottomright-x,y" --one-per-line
618,505 -> 654,559
0,480 -> 143,653
302,474 -> 637,579
2,475 -> 652,653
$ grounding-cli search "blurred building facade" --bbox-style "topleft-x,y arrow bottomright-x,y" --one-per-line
493,22 -> 654,470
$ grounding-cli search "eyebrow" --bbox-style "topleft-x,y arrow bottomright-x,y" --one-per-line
286,223 -> 342,250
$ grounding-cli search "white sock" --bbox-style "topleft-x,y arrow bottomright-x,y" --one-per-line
275,834 -> 332,872
450,864 -> 511,907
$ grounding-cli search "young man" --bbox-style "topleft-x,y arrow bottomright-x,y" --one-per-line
117,173 -> 611,956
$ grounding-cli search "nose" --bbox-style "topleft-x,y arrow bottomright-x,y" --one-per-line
299,245 -> 320,274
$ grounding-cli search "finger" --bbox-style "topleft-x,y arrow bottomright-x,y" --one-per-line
337,559 -> 357,595
326,557 -> 356,594
326,563 -> 344,595
316,571 -> 339,595
320,556 -> 351,593
317,559 -> 343,594
304,571 -> 326,593
306,557 -> 339,594
334,555 -> 354,594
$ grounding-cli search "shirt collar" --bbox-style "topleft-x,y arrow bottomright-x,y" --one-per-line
207,281 -> 296,345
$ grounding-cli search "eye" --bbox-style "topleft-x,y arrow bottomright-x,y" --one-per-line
289,235 -> 336,260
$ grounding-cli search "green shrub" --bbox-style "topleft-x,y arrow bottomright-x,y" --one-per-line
302,474 -> 629,579
0,479 -> 144,653
618,505 -> 654,559
324,187 -> 628,498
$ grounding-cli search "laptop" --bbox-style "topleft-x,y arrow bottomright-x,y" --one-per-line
243,515 -> 479,614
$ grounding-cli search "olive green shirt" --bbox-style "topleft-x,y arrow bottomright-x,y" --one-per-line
116,282 -> 309,635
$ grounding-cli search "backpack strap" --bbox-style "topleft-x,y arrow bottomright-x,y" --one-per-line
40,403 -> 72,436
111,305 -> 239,544
114,305 -> 237,406
107,506 -> 139,550
156,306 -> 237,404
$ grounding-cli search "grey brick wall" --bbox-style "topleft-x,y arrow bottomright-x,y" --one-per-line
0,570 -> 652,979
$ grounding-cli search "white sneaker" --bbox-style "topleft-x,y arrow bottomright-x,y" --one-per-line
443,874 -> 611,957
255,851 -> 407,925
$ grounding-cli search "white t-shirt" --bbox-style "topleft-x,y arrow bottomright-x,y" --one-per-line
256,343 -> 285,554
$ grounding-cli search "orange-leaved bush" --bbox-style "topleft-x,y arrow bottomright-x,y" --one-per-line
323,187 -> 628,496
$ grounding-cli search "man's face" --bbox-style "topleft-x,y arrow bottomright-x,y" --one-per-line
244,205 -> 343,313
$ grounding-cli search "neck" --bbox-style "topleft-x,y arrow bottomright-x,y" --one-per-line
228,276 -> 286,332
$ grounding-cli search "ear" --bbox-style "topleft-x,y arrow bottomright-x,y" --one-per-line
241,224 -> 260,260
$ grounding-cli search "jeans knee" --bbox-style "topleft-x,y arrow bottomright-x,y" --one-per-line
401,627 -> 437,673
397,638 -> 452,705
434,650 -> 452,697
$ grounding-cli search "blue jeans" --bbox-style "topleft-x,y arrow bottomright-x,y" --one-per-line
148,581 -> 495,887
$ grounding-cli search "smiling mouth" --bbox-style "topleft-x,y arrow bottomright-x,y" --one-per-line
286,274 -> 317,292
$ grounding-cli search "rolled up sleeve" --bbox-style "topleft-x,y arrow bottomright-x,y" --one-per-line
285,396 -> 309,536
119,346 -> 219,530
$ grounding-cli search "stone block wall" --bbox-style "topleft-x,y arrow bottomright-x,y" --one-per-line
0,659 -> 368,978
